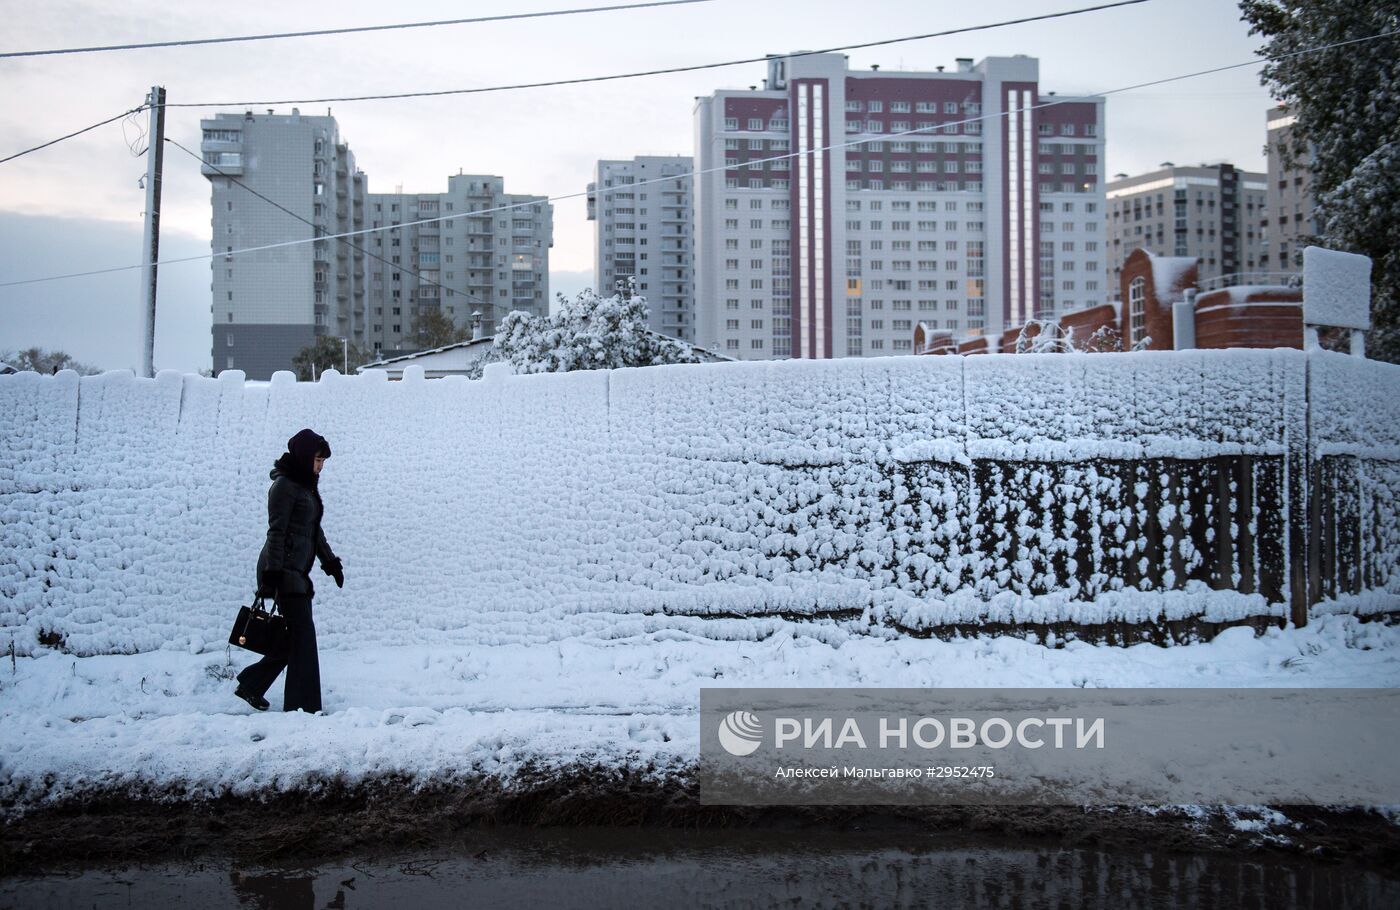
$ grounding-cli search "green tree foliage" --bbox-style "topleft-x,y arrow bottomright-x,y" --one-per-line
290,336 -> 371,381
1241,1 -> 1400,361
410,306 -> 470,350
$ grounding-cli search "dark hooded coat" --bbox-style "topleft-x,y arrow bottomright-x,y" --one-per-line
256,429 -> 338,597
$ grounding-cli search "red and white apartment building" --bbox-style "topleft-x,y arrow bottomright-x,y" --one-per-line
693,53 -> 1105,360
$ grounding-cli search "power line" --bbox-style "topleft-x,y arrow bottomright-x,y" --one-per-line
0,105 -> 146,164
0,0 -> 712,59
165,137 -> 494,315
4,28 -> 1395,290
165,1 -> 1153,108
0,1 -> 1146,165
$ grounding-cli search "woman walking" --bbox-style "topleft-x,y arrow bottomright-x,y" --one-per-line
235,428 -> 344,713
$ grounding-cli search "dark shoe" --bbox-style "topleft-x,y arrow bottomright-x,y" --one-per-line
235,685 -> 270,711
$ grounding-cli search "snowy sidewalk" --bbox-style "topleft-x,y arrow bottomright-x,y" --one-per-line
2,615 -> 1398,806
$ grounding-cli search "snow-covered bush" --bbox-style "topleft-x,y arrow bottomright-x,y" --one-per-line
468,283 -> 706,378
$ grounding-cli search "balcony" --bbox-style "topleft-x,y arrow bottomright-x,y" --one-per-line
200,150 -> 243,177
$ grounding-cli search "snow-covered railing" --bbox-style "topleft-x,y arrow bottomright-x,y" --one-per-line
1,349 -> 1397,655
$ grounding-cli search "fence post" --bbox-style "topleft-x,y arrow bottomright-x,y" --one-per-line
1286,351 -> 1312,626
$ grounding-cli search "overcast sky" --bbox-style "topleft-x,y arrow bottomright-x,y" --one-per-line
0,0 -> 1279,373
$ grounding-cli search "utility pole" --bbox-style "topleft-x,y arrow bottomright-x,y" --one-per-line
342,337 -> 348,374
138,86 -> 166,379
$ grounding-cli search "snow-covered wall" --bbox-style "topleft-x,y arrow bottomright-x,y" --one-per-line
1,350 -> 1396,656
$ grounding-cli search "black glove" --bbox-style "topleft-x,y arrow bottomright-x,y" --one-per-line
257,569 -> 279,599
324,557 -> 344,589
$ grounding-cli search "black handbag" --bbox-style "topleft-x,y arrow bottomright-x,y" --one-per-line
228,595 -> 288,656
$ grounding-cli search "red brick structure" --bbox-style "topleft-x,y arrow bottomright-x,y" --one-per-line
1194,287 -> 1302,349
913,324 -> 958,355
1058,303 -> 1121,349
913,246 -> 1311,355
1118,248 -> 1196,351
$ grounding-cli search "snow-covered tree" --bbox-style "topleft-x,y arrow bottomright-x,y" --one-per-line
0,346 -> 101,374
1010,320 -> 1137,354
1241,1 -> 1400,362
468,283 -> 707,378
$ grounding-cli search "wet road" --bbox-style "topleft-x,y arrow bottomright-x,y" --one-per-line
3,828 -> 1396,909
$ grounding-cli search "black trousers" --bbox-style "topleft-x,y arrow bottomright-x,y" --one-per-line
236,593 -> 322,713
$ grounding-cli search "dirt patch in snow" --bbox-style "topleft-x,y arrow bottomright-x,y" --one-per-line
3,767 -> 1398,877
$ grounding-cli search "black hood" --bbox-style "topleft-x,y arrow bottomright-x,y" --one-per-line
270,428 -> 330,488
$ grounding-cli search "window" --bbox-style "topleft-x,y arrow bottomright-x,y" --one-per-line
724,117 -> 738,130
1128,277 -> 1147,344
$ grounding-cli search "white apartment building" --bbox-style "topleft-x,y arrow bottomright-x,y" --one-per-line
202,109 -> 365,379
202,112 -> 550,374
365,174 -> 552,359
1260,103 -> 1317,273
587,156 -> 695,340
1107,163 -> 1267,298
693,53 -> 1105,359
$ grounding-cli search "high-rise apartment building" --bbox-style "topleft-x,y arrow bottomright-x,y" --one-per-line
1259,103 -> 1317,273
693,53 -> 1105,360
1106,163 -> 1267,299
202,109 -> 365,379
202,112 -> 551,375
364,175 -> 552,359
587,156 -> 694,339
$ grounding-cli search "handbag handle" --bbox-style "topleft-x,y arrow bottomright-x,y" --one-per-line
252,594 -> 281,615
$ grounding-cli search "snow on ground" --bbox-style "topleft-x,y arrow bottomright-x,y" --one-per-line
2,614 -> 1396,807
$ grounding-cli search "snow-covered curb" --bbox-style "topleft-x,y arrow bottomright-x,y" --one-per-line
3,615 -> 1396,809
